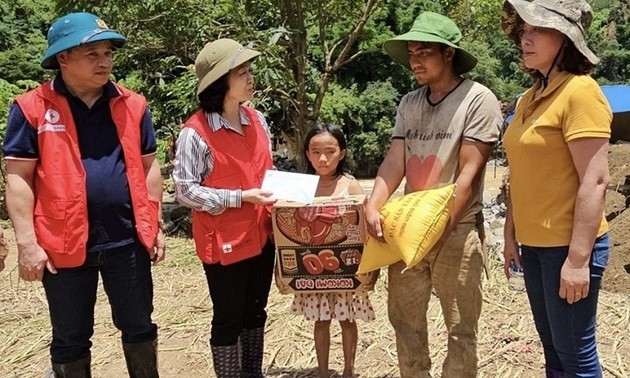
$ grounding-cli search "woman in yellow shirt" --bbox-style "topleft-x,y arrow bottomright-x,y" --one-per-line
501,1 -> 612,377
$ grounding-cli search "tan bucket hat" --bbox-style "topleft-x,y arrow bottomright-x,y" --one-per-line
501,0 -> 599,64
195,38 -> 260,96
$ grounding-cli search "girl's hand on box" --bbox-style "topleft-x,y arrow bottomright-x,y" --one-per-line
274,264 -> 291,294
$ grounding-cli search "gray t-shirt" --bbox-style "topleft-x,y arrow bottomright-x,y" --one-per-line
393,79 -> 501,223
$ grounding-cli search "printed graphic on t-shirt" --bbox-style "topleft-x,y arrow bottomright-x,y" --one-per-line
393,81 -> 501,223
404,129 -> 454,141
406,153 -> 443,191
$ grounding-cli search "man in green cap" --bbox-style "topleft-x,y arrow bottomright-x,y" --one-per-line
365,12 -> 502,377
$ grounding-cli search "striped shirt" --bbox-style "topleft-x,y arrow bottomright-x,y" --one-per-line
173,108 -> 272,215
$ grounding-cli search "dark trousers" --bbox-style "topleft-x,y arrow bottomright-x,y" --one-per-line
521,233 -> 609,377
42,242 -> 158,363
204,241 -> 275,346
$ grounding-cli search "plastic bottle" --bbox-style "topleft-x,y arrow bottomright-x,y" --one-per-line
508,261 -> 526,292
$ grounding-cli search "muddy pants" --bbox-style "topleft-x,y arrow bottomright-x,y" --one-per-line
388,221 -> 485,378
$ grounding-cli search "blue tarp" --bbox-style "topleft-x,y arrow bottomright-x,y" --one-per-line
601,85 -> 630,142
601,85 -> 630,113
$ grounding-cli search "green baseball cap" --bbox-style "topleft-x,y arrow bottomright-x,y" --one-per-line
42,12 -> 126,69
383,12 -> 478,75
501,0 -> 599,65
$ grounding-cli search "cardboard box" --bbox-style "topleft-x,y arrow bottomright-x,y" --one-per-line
272,195 -> 367,293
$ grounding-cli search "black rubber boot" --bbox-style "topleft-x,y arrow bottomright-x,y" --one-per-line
545,365 -> 565,378
122,340 -> 159,378
240,327 -> 265,378
211,344 -> 241,378
51,354 -> 91,378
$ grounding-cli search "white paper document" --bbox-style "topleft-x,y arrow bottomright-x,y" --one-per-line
261,170 -> 319,204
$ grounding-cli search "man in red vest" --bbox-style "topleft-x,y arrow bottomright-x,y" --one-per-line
3,12 -> 164,377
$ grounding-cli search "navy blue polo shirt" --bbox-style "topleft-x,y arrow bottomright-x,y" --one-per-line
3,74 -> 157,252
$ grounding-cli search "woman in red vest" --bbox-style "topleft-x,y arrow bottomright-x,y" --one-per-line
173,39 -> 276,378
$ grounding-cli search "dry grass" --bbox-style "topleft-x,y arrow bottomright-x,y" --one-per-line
0,229 -> 628,378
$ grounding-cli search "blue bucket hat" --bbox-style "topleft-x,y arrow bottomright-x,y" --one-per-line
42,12 -> 127,69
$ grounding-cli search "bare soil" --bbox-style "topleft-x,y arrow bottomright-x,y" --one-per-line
603,144 -> 630,294
1,234 -> 628,378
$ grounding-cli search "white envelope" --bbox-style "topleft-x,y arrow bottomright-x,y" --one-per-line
261,170 -> 319,204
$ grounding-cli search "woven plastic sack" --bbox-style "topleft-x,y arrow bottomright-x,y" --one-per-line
357,184 -> 456,274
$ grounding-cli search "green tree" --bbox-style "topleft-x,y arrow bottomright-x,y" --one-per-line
253,0 -> 385,168
0,0 -> 55,83
319,81 -> 398,176
4,0 -> 626,173
590,1 -> 630,84
54,0 -> 238,161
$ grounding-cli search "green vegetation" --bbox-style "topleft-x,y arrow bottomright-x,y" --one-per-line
1,0 -> 629,176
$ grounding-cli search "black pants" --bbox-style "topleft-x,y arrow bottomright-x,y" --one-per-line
203,241 -> 275,346
42,242 -> 157,363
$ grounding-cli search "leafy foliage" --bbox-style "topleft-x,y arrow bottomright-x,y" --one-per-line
0,0 -> 629,173
0,79 -> 39,139
0,0 -> 55,83
319,81 -> 398,176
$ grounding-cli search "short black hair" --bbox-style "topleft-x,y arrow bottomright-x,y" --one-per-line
198,73 -> 229,114
303,123 -> 348,176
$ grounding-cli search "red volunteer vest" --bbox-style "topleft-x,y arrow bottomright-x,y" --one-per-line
15,80 -> 160,268
183,106 -> 273,265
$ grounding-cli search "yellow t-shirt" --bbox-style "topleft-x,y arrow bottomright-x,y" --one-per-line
504,71 -> 611,247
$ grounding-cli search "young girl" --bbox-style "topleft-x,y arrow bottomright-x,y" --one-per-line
285,124 -> 378,378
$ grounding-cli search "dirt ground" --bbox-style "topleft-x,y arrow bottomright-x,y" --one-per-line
1,235 -> 629,378
0,157 -> 629,377
603,144 -> 630,294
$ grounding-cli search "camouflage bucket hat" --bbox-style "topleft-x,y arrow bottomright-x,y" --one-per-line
383,12 -> 478,74
501,0 -> 599,64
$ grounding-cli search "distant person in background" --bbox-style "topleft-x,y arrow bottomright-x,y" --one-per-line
0,227 -> 8,272
173,38 -> 276,378
501,0 -> 612,376
3,12 -> 163,378
365,12 -> 502,377
276,124 -> 378,378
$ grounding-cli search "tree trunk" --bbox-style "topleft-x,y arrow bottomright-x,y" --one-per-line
278,0 -> 311,170
277,0 -> 381,170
